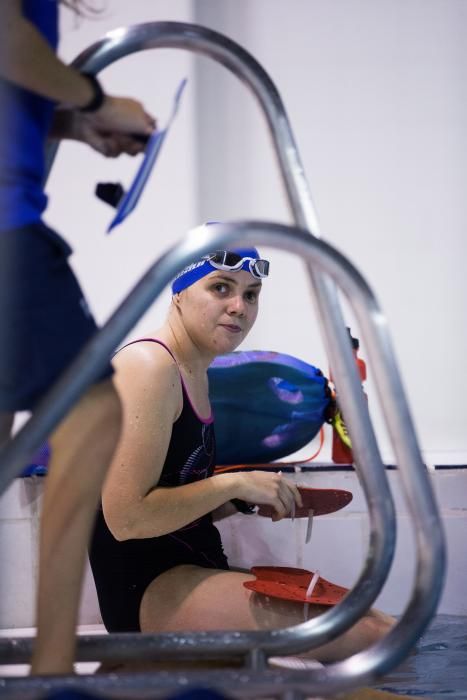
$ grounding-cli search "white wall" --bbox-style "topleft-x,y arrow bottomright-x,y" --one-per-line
193,0 -> 467,465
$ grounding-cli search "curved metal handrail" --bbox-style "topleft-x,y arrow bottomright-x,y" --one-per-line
0,220 -> 392,658
44,19 -> 394,645
0,221 -> 445,696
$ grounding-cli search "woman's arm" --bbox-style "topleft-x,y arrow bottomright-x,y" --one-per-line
0,1 -> 155,135
102,344 -> 239,540
0,1 -> 99,107
211,502 -> 239,521
103,343 -> 303,541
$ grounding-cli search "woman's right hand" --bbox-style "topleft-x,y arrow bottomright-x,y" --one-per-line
89,95 -> 156,137
233,471 -> 303,521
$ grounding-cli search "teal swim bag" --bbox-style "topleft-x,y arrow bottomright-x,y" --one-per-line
22,351 -> 333,475
208,350 -> 333,465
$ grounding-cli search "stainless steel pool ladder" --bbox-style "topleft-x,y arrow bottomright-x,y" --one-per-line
0,22 -> 445,699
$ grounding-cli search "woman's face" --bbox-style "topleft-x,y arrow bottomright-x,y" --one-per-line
177,269 -> 261,355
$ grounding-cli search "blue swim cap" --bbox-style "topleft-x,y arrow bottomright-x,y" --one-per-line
171,223 -> 265,295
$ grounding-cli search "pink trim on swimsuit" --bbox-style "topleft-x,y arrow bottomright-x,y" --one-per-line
116,338 -> 214,425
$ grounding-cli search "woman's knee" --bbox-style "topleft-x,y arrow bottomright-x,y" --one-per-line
359,608 -> 394,646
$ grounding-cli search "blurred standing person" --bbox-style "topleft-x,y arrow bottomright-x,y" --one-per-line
0,0 -> 156,674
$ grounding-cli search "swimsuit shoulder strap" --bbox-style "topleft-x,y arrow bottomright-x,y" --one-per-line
115,337 -> 176,362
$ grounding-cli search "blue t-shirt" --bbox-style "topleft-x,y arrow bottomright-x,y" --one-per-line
0,0 -> 59,232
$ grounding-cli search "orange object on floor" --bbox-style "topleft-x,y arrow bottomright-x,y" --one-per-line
256,486 -> 352,518
244,566 -> 349,605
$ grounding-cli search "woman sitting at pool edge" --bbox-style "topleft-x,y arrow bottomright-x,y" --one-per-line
89,226 -> 393,662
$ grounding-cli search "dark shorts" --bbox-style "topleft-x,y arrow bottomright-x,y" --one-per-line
0,221 -> 112,412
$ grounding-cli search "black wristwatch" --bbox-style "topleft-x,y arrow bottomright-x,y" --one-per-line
79,72 -> 105,113
231,498 -> 256,514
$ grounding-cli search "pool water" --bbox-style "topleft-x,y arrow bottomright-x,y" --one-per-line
375,615 -> 467,699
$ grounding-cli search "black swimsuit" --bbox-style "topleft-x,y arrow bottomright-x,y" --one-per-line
89,339 -> 229,632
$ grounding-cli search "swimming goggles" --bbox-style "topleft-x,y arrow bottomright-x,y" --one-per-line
205,250 -> 270,279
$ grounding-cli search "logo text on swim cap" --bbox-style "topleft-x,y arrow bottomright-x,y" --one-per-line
173,258 -> 209,282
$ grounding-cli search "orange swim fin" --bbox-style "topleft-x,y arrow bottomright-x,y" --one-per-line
244,566 -> 349,605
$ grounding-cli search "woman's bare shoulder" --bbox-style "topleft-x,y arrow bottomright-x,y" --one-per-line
112,340 -> 181,404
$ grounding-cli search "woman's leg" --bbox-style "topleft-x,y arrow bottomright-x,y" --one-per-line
139,565 -> 393,663
31,379 -> 121,675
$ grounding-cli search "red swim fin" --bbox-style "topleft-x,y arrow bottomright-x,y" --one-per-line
257,486 -> 352,518
244,566 -> 349,605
